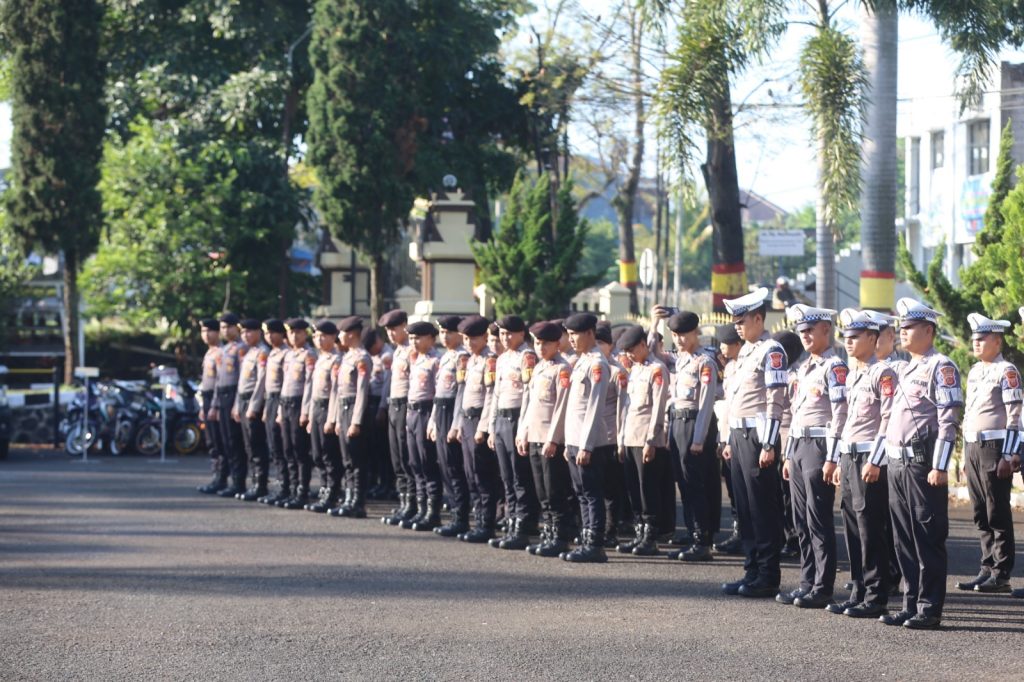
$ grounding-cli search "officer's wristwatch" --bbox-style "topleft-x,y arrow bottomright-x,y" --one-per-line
762,444 -> 775,454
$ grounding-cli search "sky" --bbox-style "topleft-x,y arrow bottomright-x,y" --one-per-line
2,8 -> 1023,215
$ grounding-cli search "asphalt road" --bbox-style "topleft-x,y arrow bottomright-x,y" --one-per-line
1,449 -> 1023,681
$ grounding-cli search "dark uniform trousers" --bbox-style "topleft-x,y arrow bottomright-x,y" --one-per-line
201,390 -> 226,481
624,446 -> 670,527
216,387 -> 246,486
460,410 -> 501,528
279,397 -> 312,490
263,393 -> 288,491
567,444 -> 611,537
729,426 -> 783,585
888,444 -> 948,619
840,451 -> 891,605
388,398 -> 413,496
672,413 -> 722,539
365,397 -> 392,492
309,400 -> 343,492
603,451 -> 630,533
337,398 -> 367,497
494,409 -> 540,526
788,437 -> 837,594
965,440 -> 1015,578
237,393 -> 269,489
528,442 -> 572,536
432,398 -> 469,517
406,401 -> 443,500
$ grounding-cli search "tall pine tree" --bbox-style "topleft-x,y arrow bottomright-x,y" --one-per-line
3,0 -> 106,382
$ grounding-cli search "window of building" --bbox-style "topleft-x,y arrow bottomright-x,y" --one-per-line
930,130 -> 944,170
968,119 -> 989,175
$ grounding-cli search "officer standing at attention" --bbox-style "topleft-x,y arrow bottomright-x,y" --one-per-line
517,321 -> 573,557
400,321 -> 444,531
210,313 -> 247,497
881,298 -> 962,630
826,309 -> 897,619
197,319 -> 226,494
379,310 -> 417,527
488,315 -> 541,550
363,328 -> 394,500
720,287 -> 788,599
329,316 -> 372,518
664,311 -> 720,562
546,313 -> 611,563
233,319 -> 270,502
277,318 -> 317,510
304,320 -> 343,513
596,321 -> 629,548
428,316 -> 471,537
258,319 -> 291,506
452,315 -> 501,543
616,324 -> 670,557
776,305 -> 847,609
954,313 -> 1019,594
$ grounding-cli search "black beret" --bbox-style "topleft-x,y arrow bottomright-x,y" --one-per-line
530,321 -> 562,342
284,318 -> 309,331
716,324 -> 741,345
563,313 -> 598,332
218,312 -> 240,325
458,315 -> 490,337
262,318 -> 286,334
240,318 -> 261,331
407,320 -> 438,337
550,318 -> 565,328
378,309 -> 408,328
361,328 -> 379,350
773,330 -> 804,366
496,314 -> 526,333
617,324 -> 647,350
668,311 -> 700,334
314,319 -> 339,335
200,318 -> 219,331
488,322 -> 500,336
436,315 -> 462,332
595,322 -> 613,345
338,316 -> 363,332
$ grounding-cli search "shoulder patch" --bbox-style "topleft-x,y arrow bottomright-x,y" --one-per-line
768,351 -> 784,370
938,365 -> 957,387
831,365 -> 848,386
880,373 -> 895,398
652,366 -> 664,386
617,369 -> 628,390
559,366 -> 570,389
357,360 -> 368,376
259,351 -> 268,367
1004,367 -> 1020,389
485,356 -> 497,385
591,363 -> 603,383
523,352 -> 537,368
700,364 -> 712,385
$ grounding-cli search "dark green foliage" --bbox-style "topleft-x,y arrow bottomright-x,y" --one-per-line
473,173 -> 595,320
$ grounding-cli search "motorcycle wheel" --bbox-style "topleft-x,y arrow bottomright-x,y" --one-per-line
134,422 -> 162,457
65,423 -> 97,456
172,422 -> 202,455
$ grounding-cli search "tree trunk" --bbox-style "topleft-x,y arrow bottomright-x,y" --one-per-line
702,84 -> 746,313
615,8 -> 644,315
278,82 -> 299,317
816,130 -> 837,309
62,249 -> 79,385
859,3 -> 898,311
370,252 -> 385,324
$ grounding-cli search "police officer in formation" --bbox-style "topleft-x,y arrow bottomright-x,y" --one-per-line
195,297 -> 1024,625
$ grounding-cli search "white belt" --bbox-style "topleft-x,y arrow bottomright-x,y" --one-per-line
963,429 -> 1005,443
729,417 -> 759,429
790,426 -> 827,439
885,443 -> 915,459
839,441 -> 873,454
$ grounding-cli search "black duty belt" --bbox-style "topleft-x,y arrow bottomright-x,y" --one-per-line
390,397 -> 408,408
341,397 -> 355,408
671,408 -> 698,420
464,407 -> 483,419
497,408 -> 521,419
433,397 -> 456,407
238,391 -> 253,401
408,399 -> 433,413
267,391 -> 280,400
313,398 -> 330,409
215,386 -> 237,399
279,396 -> 301,408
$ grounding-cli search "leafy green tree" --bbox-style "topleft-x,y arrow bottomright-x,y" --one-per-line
3,0 -> 106,382
473,173 -> 594,320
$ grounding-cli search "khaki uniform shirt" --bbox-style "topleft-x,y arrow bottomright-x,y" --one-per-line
234,341 -> 270,415
489,342 -> 538,433
670,350 -> 718,449
843,356 -> 897,466
517,355 -> 571,444
330,346 -> 371,429
407,348 -> 441,404
216,340 -> 245,391
789,348 -> 849,462
452,349 -> 495,439
547,349 -> 610,451
604,360 -> 628,447
726,331 -> 789,447
965,354 -> 1022,460
383,342 -> 412,403
619,358 -> 669,450
281,345 -> 317,419
200,346 -> 220,393
429,346 -> 468,432
884,347 -> 962,471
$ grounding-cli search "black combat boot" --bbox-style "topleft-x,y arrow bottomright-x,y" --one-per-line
281,486 -> 309,510
535,525 -> 570,558
435,508 -> 469,538
309,487 -> 340,513
338,488 -> 367,518
382,493 -> 408,525
617,521 -> 644,554
714,521 -> 743,555
679,532 -> 714,562
412,497 -> 442,531
563,530 -> 608,563
400,495 -> 427,529
632,523 -> 660,556
527,523 -> 551,555
499,518 -> 530,550
197,473 -> 228,495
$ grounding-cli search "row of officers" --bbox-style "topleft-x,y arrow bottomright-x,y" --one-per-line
194,289 -> 1024,631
